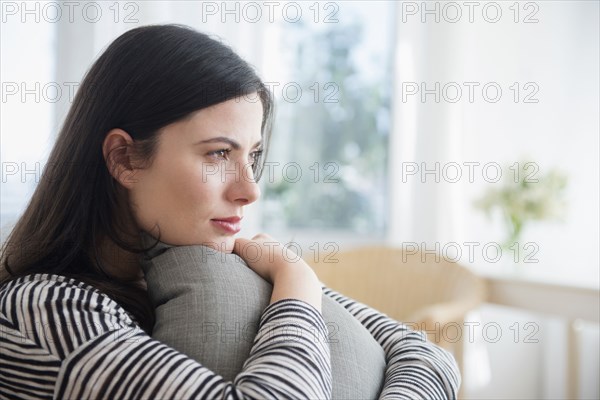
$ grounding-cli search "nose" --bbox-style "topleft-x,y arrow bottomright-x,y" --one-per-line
226,162 -> 261,205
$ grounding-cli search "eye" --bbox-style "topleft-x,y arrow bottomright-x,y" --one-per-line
208,148 -> 231,160
249,149 -> 264,165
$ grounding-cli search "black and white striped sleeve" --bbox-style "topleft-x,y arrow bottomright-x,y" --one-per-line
322,286 -> 461,400
0,274 -> 332,399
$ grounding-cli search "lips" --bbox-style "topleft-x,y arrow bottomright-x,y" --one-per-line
210,216 -> 242,234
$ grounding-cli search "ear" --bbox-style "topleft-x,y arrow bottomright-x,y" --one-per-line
103,128 -> 139,189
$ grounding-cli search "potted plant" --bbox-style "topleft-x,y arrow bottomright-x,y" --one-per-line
474,160 -> 568,251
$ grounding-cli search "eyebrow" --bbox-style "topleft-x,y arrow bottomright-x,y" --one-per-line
195,136 -> 262,150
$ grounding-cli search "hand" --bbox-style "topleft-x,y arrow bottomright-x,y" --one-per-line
233,233 -> 301,282
233,233 -> 323,312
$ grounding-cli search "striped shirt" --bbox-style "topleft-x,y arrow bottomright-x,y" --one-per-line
0,274 -> 459,399
322,287 -> 460,399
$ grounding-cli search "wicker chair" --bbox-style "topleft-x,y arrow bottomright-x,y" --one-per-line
308,245 -> 487,374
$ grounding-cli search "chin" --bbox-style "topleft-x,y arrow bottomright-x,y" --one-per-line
202,237 -> 235,254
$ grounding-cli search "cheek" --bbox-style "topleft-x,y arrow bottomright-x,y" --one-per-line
185,162 -> 225,203
130,159 -> 218,232
128,170 -> 169,233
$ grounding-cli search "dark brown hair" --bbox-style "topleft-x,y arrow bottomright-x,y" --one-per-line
0,24 -> 273,333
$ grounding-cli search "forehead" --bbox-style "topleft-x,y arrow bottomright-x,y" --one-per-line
163,96 -> 264,145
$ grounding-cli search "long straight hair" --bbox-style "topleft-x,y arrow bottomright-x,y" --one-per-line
0,24 -> 273,333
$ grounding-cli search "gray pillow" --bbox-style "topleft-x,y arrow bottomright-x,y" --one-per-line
140,238 -> 385,399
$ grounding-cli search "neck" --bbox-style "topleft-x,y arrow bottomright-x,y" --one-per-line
95,189 -> 148,288
95,234 -> 146,288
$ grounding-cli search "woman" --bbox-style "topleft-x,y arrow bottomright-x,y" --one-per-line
0,24 -> 459,399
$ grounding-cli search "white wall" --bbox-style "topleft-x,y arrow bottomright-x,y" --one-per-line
386,2 -> 599,398
391,0 -> 599,285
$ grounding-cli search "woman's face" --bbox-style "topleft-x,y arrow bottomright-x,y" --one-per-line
128,96 -> 264,253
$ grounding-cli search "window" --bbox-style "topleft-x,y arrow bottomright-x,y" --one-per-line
260,2 -> 396,238
0,20 -> 56,244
